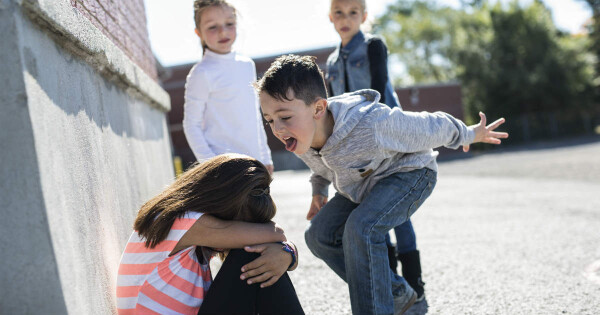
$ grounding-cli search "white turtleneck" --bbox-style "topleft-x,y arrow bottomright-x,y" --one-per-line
183,50 -> 272,166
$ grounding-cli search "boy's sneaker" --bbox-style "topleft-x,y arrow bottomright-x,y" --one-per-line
393,285 -> 417,315
414,278 -> 426,302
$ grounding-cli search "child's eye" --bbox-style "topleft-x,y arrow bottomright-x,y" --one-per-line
266,120 -> 274,125
226,22 -> 235,27
282,117 -> 291,121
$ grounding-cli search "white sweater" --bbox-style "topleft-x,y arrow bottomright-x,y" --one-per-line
183,50 -> 272,166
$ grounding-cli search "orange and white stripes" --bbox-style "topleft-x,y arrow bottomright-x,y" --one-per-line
116,212 -> 212,315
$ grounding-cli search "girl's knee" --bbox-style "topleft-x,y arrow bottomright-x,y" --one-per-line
223,249 -> 260,268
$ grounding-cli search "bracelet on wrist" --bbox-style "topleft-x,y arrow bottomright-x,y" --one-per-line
279,241 -> 297,270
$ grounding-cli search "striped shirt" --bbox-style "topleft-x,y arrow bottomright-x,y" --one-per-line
116,212 -> 212,315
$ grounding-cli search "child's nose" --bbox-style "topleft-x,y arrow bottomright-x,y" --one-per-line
274,121 -> 285,133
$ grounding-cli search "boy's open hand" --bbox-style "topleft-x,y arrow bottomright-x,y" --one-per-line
240,243 -> 292,288
463,112 -> 509,152
307,195 -> 327,220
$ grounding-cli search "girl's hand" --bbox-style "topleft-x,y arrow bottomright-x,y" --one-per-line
463,112 -> 509,152
266,164 -> 274,175
240,243 -> 292,288
307,195 -> 327,220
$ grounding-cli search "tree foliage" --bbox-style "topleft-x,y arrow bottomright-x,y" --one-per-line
375,0 -> 596,131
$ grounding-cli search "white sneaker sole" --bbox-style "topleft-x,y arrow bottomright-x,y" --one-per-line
396,292 -> 417,315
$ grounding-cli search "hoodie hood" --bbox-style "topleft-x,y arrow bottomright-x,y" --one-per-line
322,89 -> 381,151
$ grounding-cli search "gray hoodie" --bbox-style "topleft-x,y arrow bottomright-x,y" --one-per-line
298,89 -> 475,204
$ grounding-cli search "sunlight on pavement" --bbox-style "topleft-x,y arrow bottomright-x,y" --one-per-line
583,259 -> 600,285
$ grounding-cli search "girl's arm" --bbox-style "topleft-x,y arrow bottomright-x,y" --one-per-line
251,61 -> 274,168
182,67 -> 217,161
174,214 -> 286,253
367,37 -> 389,105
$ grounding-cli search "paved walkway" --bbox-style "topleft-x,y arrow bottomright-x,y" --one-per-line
269,137 -> 600,315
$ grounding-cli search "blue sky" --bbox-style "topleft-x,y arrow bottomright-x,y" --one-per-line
144,0 -> 592,67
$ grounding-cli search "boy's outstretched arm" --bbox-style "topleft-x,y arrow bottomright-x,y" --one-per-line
463,112 -> 509,152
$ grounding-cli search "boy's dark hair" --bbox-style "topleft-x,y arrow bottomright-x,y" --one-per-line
256,54 -> 328,105
134,154 -> 275,248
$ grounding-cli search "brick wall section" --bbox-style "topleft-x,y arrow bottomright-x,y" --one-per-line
70,0 -> 158,80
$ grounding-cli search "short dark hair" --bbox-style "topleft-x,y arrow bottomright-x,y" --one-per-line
255,54 -> 328,105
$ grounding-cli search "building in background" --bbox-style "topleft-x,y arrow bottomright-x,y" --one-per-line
0,0 -> 172,313
161,47 -> 464,171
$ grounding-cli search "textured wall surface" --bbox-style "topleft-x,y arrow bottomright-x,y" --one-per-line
0,0 -> 172,313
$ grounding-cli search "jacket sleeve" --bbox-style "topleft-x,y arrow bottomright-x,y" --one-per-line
183,68 -> 217,161
373,108 -> 476,152
367,38 -> 389,105
310,173 -> 330,197
251,63 -> 273,166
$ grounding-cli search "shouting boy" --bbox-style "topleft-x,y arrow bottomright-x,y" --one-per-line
256,55 -> 508,315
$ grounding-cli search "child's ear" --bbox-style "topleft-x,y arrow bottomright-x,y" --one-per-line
329,13 -> 334,23
194,28 -> 203,39
362,12 -> 368,23
313,99 -> 328,119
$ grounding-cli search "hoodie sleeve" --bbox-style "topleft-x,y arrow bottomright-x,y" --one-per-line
183,67 -> 217,161
373,108 -> 476,153
310,173 -> 331,197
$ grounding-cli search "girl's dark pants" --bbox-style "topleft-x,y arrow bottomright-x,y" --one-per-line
198,249 -> 305,315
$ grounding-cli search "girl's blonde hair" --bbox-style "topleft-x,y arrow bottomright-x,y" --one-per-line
330,0 -> 367,12
193,0 -> 237,52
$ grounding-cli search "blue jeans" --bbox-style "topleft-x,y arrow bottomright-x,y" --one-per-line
305,169 -> 437,315
389,220 -> 417,254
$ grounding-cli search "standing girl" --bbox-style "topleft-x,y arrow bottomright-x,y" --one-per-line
183,0 -> 274,173
325,0 -> 426,302
116,154 -> 304,314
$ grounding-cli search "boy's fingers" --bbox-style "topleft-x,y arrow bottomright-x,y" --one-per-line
463,144 -> 470,152
486,118 -> 505,130
307,206 -> 319,220
479,112 -> 487,125
489,131 -> 509,139
484,138 -> 501,144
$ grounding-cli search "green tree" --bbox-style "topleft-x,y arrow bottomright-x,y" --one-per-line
579,0 -> 600,92
375,1 -> 462,85
376,0 -> 595,138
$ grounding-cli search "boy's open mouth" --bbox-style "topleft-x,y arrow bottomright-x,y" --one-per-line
283,136 -> 297,152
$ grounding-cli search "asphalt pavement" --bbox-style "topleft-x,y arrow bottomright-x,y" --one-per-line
269,136 -> 600,315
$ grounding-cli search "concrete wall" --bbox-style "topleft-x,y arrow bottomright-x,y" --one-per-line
0,0 -> 172,313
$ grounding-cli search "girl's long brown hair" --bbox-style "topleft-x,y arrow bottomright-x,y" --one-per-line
134,154 -> 275,248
